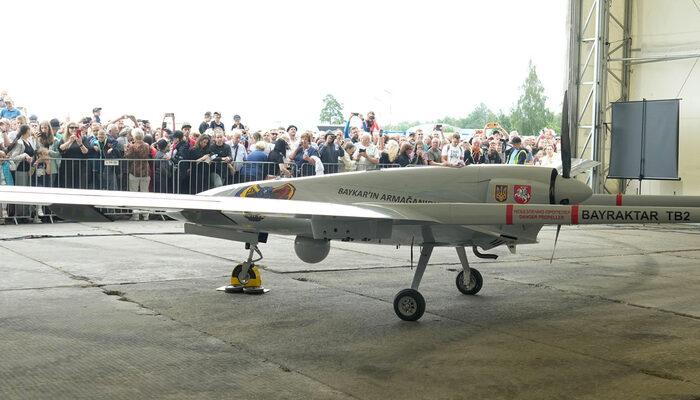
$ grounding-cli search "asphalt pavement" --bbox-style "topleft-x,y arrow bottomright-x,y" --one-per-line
1,221 -> 699,399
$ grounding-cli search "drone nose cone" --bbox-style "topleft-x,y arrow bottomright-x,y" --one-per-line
555,177 -> 592,204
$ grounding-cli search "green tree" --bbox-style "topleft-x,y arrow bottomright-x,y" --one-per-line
510,61 -> 553,135
438,103 -> 498,129
495,109 -> 512,132
463,102 -> 498,128
319,94 -> 344,124
437,116 -> 464,128
547,112 -> 562,132
384,120 -> 422,131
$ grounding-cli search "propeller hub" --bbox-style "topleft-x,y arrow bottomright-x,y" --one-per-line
554,176 -> 592,204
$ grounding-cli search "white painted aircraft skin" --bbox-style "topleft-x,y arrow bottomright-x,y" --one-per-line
1,165 -> 698,249
200,165 -> 587,247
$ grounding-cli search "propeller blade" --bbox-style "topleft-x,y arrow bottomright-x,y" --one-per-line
549,224 -> 562,264
560,91 -> 572,179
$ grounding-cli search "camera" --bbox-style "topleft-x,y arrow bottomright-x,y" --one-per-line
434,124 -> 443,131
359,148 -> 366,153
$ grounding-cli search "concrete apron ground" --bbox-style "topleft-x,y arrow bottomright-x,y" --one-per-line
0,221 -> 699,399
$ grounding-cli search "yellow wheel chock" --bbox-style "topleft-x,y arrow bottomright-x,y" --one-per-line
225,262 -> 268,294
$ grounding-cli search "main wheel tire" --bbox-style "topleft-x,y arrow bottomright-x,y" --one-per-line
456,268 -> 483,295
393,288 -> 426,321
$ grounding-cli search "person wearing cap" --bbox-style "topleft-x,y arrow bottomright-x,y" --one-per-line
231,114 -> 245,131
210,112 -> 225,131
92,107 -> 102,124
507,136 -> 528,165
0,99 -> 21,120
198,112 -> 211,134
181,122 -> 192,140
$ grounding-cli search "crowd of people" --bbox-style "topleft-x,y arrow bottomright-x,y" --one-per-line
0,92 -> 562,224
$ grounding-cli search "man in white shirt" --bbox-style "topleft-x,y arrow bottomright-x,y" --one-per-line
286,125 -> 300,160
229,131 -> 247,183
442,133 -> 465,167
353,132 -> 380,170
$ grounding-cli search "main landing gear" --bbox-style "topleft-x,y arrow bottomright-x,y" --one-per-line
393,246 -> 483,321
223,244 -> 269,295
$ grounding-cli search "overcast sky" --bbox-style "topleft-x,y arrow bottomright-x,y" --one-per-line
3,0 -> 567,130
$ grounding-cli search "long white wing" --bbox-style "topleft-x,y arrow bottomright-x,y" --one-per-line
0,186 -> 394,221
2,186 -> 700,226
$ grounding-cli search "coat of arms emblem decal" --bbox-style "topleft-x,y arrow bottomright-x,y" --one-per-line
235,183 -> 296,200
513,185 -> 532,204
494,185 -> 508,202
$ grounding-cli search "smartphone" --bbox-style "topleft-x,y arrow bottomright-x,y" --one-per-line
162,122 -> 167,129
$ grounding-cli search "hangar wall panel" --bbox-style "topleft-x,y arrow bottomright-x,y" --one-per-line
569,0 -> 699,195
622,1 -> 700,195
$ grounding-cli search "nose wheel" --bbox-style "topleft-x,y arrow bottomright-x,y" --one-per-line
393,289 -> 426,321
393,245 -> 433,321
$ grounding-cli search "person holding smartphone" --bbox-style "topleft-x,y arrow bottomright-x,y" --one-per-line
58,123 -> 89,188
343,112 -> 362,140
361,111 -> 380,134
353,132 -> 379,171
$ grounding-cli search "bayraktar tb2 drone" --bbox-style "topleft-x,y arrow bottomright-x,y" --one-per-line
2,95 -> 698,321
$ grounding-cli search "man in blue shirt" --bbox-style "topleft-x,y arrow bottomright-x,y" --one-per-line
0,100 -> 21,120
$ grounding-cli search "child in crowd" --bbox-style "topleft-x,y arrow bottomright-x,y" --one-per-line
32,148 -> 52,187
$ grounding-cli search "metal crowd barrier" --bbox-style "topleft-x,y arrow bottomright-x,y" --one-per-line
1,156 -> 428,224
